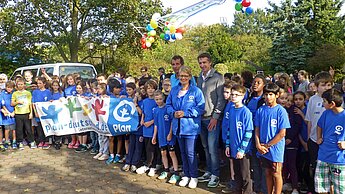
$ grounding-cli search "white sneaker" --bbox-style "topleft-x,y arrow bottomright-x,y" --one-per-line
179,176 -> 190,187
98,153 -> 109,161
130,165 -> 137,173
93,152 -> 102,159
188,177 -> 198,189
283,183 -> 293,191
291,189 -> 299,194
148,168 -> 156,177
136,165 -> 149,174
198,171 -> 211,182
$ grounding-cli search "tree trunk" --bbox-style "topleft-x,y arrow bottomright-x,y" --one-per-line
69,0 -> 80,62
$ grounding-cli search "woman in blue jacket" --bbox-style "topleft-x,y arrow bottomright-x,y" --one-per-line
166,66 -> 205,189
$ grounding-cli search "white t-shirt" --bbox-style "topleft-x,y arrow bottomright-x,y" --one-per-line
305,94 -> 325,142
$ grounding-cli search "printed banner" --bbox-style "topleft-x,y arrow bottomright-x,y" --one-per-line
35,96 -> 139,136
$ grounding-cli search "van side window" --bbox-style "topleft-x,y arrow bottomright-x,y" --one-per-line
38,67 -> 54,77
60,66 -> 96,79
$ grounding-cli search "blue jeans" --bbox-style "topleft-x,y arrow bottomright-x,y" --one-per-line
200,119 -> 220,177
126,134 -> 143,166
178,136 -> 198,178
90,132 -> 99,151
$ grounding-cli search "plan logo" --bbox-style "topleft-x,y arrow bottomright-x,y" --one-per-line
271,119 -> 277,128
113,100 -> 136,122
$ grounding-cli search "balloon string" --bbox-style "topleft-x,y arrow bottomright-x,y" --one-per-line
130,23 -> 145,37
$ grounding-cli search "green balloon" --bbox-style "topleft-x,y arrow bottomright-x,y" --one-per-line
235,3 -> 243,11
160,33 -> 165,40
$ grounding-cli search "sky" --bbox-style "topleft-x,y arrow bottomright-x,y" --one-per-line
161,0 -> 345,26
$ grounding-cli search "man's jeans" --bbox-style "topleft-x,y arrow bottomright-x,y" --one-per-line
200,118 -> 220,177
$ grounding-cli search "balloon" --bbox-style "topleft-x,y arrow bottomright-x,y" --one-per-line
246,7 -> 253,14
235,3 -> 243,11
164,26 -> 169,32
171,34 -> 176,40
146,24 -> 154,32
142,43 -> 147,49
175,33 -> 183,40
140,37 -> 146,44
148,37 -> 155,43
164,34 -> 170,41
148,30 -> 156,36
160,33 -> 165,40
242,0 -> 251,7
170,26 -> 176,34
152,13 -> 161,20
235,0 -> 242,2
176,27 -> 186,34
146,41 -> 151,47
150,19 -> 158,29
165,30 -> 170,35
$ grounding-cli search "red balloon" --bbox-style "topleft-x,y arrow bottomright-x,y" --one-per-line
141,37 -> 146,44
242,0 -> 251,7
141,43 -> 147,49
143,33 -> 148,38
176,27 -> 186,34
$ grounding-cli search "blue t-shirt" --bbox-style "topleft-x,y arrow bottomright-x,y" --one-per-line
142,98 -> 157,138
132,99 -> 144,136
1,91 -> 15,125
153,105 -> 175,147
299,106 -> 308,151
247,96 -> 262,121
227,105 -> 253,158
52,91 -> 64,100
222,101 -> 234,142
64,85 -> 77,97
255,104 -> 291,162
317,110 -> 345,164
32,89 -> 52,122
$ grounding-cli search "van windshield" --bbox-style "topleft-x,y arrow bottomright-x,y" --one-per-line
59,66 -> 96,79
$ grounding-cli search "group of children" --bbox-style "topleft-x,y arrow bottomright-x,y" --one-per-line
1,68 -> 345,194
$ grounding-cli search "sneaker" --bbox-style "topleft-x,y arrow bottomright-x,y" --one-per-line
136,165 -> 149,174
4,141 -> 9,150
119,155 -> 126,163
73,141 -> 80,149
130,165 -> 137,173
105,156 -> 114,164
98,154 -> 109,161
155,164 -> 162,171
42,143 -> 50,150
54,143 -> 61,150
30,142 -> 37,149
38,142 -> 44,148
122,164 -> 130,172
148,168 -> 156,177
93,152 -> 103,159
207,175 -> 220,188
12,142 -> 17,149
283,183 -> 293,191
179,176 -> 190,187
67,141 -> 75,149
90,149 -> 98,155
221,186 -> 240,193
198,171 -> 211,183
18,142 -> 24,150
113,154 -> 121,163
158,171 -> 168,180
22,139 -> 28,146
291,189 -> 299,194
75,144 -> 87,153
168,174 -> 180,184
188,177 -> 198,189
0,144 -> 6,152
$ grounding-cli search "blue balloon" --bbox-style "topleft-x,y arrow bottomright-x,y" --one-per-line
171,34 -> 176,40
164,34 -> 170,41
235,0 -> 242,2
246,7 -> 253,15
146,24 -> 154,32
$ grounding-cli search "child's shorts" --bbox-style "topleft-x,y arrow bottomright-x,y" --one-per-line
260,157 -> 283,174
4,124 -> 15,130
160,145 -> 175,152
32,119 -> 38,127
315,160 -> 345,194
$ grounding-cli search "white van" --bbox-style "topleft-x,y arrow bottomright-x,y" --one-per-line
10,63 -> 97,80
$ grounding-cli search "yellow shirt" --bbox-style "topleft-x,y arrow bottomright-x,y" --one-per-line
12,90 -> 32,114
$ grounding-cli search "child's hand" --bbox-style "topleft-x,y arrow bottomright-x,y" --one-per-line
29,113 -> 33,119
294,107 -> 304,117
317,138 -> 323,145
10,112 -> 15,117
140,120 -> 144,126
174,111 -> 184,118
167,133 -> 172,141
286,139 -> 292,145
152,137 -> 156,145
338,141 -> 345,149
257,144 -> 269,155
236,152 -> 244,159
225,147 -> 230,157
139,136 -> 144,143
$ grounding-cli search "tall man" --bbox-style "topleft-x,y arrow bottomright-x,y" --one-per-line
197,53 -> 226,188
170,55 -> 196,87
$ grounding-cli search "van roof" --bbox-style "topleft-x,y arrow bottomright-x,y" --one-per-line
15,63 -> 94,70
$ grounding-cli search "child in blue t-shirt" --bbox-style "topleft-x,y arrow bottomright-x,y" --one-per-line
223,84 -> 253,194
64,74 -> 77,97
315,88 -> 345,194
1,81 -> 16,150
152,90 -> 180,184
136,80 -> 159,176
51,80 -> 64,100
254,83 -> 290,194
32,77 -> 52,149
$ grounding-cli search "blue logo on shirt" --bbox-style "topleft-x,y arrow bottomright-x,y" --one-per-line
335,125 -> 344,135
271,119 -> 277,128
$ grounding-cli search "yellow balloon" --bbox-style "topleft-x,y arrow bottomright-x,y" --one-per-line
150,19 -> 158,29
170,26 -> 176,34
149,37 -> 155,43
150,30 -> 156,36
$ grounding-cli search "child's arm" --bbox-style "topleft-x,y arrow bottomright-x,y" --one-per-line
316,126 -> 323,145
152,125 -> 158,145
298,134 -> 308,151
167,124 -> 172,141
144,119 -> 154,128
264,128 -> 286,148
255,126 -> 268,154
237,129 -> 252,159
140,113 -> 145,126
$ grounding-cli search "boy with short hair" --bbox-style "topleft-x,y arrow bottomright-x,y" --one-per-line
315,88 -> 345,194
1,81 -> 16,149
222,84 -> 253,194
255,83 -> 291,194
11,78 -> 36,149
305,71 -> 333,192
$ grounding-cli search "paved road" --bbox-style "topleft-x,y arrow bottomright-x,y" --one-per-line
0,146 -> 223,194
